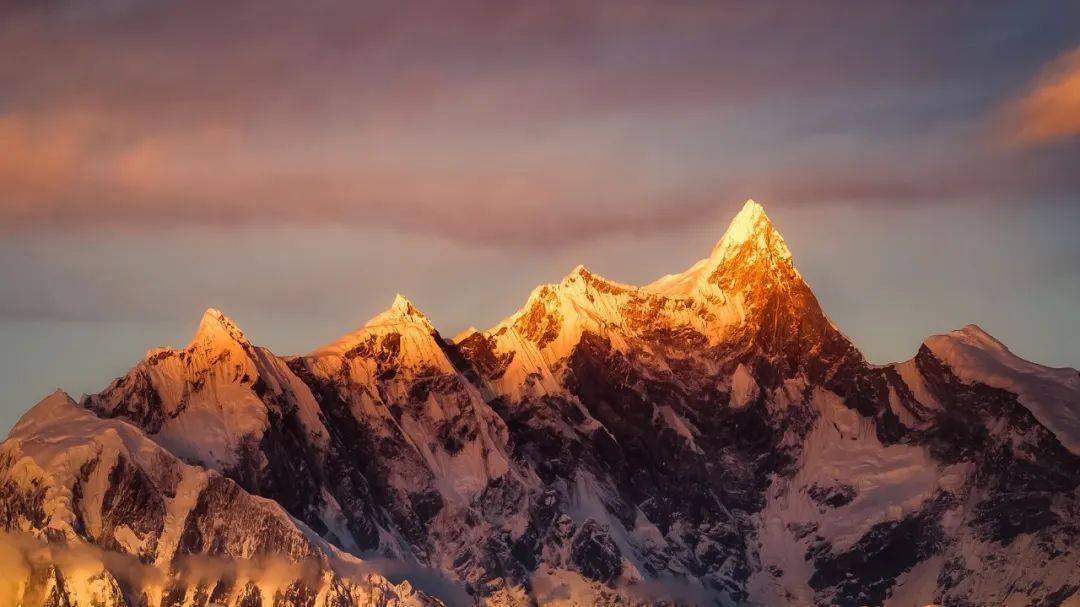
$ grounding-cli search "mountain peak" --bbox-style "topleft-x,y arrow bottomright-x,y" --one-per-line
191,307 -> 250,348
709,198 -> 789,260
736,197 -> 765,220
645,199 -> 795,298
452,326 -> 479,343
556,264 -> 634,294
725,199 -> 768,236
559,264 -> 600,288
365,293 -> 432,328
9,389 -> 77,437
924,324 -> 1080,455
312,294 -> 436,357
391,293 -> 419,315
564,264 -> 590,281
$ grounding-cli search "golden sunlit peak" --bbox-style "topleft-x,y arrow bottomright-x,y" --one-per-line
391,293 -> 419,314
385,293 -> 433,324
192,307 -> 248,346
201,306 -> 228,322
562,264 -> 592,282
711,198 -> 775,253
735,198 -> 768,225
557,264 -> 633,291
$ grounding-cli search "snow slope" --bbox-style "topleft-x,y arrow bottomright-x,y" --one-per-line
924,324 -> 1080,454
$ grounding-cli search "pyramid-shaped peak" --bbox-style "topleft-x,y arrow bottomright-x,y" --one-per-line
707,198 -> 791,261
718,199 -> 768,245
644,199 -> 797,297
192,307 -> 249,348
740,198 -> 765,217
391,293 -> 418,314
556,264 -> 634,294
561,264 -> 592,283
927,324 -> 1010,356
388,293 -> 432,320
364,293 -> 432,328
9,389 -> 77,437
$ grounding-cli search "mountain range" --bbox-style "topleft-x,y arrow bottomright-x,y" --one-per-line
1,200 -> 1078,606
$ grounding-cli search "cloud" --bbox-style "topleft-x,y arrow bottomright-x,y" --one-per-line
336,557 -> 473,606
0,1 -> 1077,247
621,575 -> 725,605
1007,46 -> 1080,145
0,532 -> 165,604
0,532 -> 465,605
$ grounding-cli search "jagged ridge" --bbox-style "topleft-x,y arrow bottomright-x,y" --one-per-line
3,199 -> 1079,607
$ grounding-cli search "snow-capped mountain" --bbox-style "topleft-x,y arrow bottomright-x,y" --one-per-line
2,199 -> 1077,606
0,391 -> 441,607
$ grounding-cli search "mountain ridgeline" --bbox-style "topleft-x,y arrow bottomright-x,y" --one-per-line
2,200 -> 1078,607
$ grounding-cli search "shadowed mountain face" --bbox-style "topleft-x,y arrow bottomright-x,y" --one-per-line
2,200 -> 1078,606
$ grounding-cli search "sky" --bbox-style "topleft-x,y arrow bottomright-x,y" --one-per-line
1,1 -> 1079,432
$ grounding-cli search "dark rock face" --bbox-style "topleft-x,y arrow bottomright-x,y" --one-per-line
85,368 -> 165,433
809,495 -> 951,606
99,455 -> 166,561
175,475 -> 323,562
271,360 -> 389,551
557,330 -> 794,597
1039,585 -> 1080,607
806,483 -> 857,509
908,347 -> 1080,547
570,520 -> 622,583
0,460 -> 49,532
454,332 -> 514,381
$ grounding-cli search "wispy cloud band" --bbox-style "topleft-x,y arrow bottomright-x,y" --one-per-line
1,1 -> 1078,247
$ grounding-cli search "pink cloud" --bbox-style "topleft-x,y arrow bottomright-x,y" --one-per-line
1007,46 -> 1080,145
0,2 -> 1077,247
